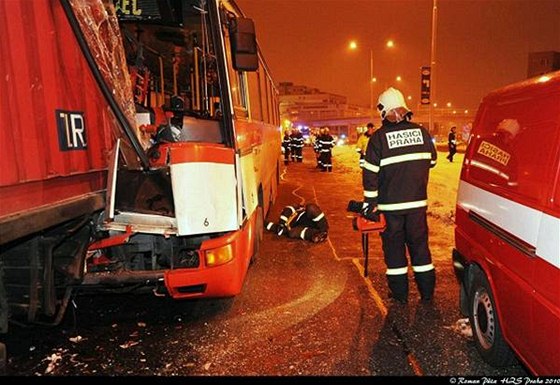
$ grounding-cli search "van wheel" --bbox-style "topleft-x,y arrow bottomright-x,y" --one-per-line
468,270 -> 515,367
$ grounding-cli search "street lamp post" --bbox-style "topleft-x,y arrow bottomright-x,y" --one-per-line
369,49 -> 374,121
349,40 -> 393,121
429,0 -> 438,135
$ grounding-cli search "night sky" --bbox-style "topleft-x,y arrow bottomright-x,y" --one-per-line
236,0 -> 560,112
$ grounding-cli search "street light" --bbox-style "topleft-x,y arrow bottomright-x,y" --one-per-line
429,0 -> 438,134
348,40 -> 395,121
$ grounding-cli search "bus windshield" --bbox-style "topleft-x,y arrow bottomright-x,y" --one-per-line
117,0 -> 222,120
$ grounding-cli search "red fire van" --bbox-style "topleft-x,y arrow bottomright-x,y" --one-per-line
453,70 -> 560,375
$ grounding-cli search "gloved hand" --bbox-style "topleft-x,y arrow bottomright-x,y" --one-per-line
361,202 -> 379,222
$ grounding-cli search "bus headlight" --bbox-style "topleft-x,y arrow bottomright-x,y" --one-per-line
205,244 -> 234,267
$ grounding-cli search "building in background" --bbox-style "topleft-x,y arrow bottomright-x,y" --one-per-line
279,82 -> 474,144
279,82 -> 372,143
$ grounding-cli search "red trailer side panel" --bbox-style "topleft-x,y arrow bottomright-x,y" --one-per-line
0,1 -> 125,242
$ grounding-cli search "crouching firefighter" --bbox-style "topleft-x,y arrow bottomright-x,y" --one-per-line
265,203 -> 328,243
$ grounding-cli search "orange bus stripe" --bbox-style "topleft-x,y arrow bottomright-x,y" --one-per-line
169,144 -> 234,164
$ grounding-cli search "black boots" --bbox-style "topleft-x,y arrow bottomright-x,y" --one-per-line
414,270 -> 436,303
387,274 -> 409,304
265,222 -> 286,236
387,270 -> 436,304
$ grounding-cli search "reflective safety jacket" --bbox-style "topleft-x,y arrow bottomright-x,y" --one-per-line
313,136 -> 321,153
282,134 -> 292,151
356,132 -> 371,156
362,120 -> 437,213
448,130 -> 457,149
281,204 -> 327,228
265,203 -> 328,242
356,132 -> 371,167
290,131 -> 304,149
318,134 -> 335,153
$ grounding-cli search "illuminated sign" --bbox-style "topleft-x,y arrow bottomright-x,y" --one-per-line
420,66 -> 431,105
113,0 -> 182,24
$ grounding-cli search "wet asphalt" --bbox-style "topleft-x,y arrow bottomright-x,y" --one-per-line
3,146 -> 529,378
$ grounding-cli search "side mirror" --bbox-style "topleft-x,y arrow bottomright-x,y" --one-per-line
229,17 -> 258,72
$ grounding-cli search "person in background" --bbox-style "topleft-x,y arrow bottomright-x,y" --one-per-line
446,126 -> 457,162
362,87 -> 437,305
290,127 -> 304,163
282,129 -> 292,165
356,122 -> 375,168
318,127 -> 335,172
313,128 -> 324,169
265,203 -> 328,243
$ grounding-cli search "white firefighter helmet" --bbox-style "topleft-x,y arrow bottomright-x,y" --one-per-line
377,87 -> 410,119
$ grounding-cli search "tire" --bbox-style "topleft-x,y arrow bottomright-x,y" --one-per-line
468,269 -> 516,367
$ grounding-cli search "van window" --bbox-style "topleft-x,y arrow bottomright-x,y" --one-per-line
467,94 -> 560,207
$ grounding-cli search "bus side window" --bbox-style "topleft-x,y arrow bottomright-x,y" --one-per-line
247,70 -> 262,122
259,64 -> 270,123
266,78 -> 274,125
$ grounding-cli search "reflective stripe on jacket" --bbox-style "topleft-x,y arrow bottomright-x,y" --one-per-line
362,120 -> 437,213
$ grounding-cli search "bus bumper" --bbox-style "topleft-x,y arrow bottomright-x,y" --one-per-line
164,216 -> 255,299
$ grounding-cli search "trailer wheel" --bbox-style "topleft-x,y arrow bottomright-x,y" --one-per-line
468,269 -> 516,367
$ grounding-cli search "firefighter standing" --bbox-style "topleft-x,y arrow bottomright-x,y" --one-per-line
290,127 -> 304,162
265,203 -> 328,243
282,129 -> 292,165
318,127 -> 335,172
313,128 -> 324,169
446,126 -> 457,162
356,122 -> 375,168
361,87 -> 438,304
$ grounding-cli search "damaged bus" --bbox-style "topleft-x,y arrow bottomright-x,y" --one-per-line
0,0 -> 281,364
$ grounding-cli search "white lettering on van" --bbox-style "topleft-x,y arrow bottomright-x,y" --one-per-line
477,141 -> 510,166
386,128 -> 424,149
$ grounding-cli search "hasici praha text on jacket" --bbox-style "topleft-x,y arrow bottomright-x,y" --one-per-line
362,121 -> 437,213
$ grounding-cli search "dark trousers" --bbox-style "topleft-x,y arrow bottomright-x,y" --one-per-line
319,151 -> 332,171
447,145 -> 457,161
283,148 -> 290,164
381,209 -> 431,269
381,209 -> 435,301
293,147 -> 303,162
